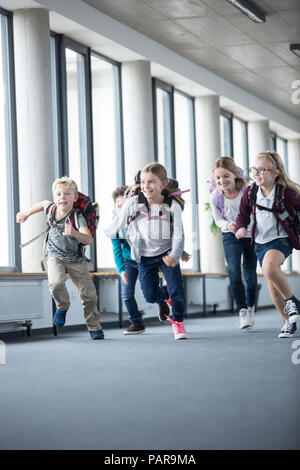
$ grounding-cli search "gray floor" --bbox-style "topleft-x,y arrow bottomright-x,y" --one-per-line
0,309 -> 299,450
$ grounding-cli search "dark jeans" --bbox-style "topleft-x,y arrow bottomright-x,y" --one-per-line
138,253 -> 185,322
121,258 -> 143,324
222,232 -> 257,312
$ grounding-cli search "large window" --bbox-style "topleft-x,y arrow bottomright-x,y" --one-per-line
153,80 -> 175,177
50,36 -> 124,270
50,34 -> 61,178
90,53 -> 123,269
0,10 -> 18,268
153,82 -> 199,269
174,91 -> 199,270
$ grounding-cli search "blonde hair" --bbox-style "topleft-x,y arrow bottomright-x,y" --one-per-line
52,176 -> 78,193
142,162 -> 185,210
212,156 -> 245,191
257,151 -> 300,196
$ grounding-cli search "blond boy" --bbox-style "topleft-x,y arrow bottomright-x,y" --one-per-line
16,177 -> 104,340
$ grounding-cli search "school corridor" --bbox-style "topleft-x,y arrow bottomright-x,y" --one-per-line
0,308 -> 299,451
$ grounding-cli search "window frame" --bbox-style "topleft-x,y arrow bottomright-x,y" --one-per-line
232,115 -> 249,177
173,89 -> 200,271
220,109 -> 233,157
90,49 -> 125,186
0,8 -> 20,270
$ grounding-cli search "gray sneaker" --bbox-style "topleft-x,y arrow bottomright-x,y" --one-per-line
123,323 -> 145,335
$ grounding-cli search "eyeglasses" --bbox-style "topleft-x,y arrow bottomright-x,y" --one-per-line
250,167 -> 273,175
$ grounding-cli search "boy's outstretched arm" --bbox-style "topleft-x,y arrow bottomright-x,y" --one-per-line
16,200 -> 51,223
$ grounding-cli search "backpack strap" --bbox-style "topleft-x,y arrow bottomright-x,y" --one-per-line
128,191 -> 174,225
247,183 -> 259,215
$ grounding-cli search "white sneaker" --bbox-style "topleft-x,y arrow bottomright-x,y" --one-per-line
239,308 -> 252,329
247,306 -> 255,329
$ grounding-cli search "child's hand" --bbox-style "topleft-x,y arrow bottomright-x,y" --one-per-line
235,227 -> 247,239
16,211 -> 28,223
162,255 -> 177,267
181,252 -> 191,262
120,271 -> 128,285
226,222 -> 236,233
63,222 -> 76,237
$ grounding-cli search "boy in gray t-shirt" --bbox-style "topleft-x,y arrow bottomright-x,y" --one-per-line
16,176 -> 104,340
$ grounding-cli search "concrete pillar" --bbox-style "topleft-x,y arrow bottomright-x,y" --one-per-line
248,120 -> 270,166
288,139 -> 300,273
195,95 -> 226,274
121,60 -> 155,184
14,9 -> 55,272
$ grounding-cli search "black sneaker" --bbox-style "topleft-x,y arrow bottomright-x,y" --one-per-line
284,298 -> 299,324
123,323 -> 145,335
278,320 -> 297,338
158,302 -> 169,322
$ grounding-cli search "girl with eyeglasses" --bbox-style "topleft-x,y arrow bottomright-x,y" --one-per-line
210,157 -> 257,330
236,151 -> 300,338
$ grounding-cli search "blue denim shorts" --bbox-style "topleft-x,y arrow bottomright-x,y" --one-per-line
254,238 -> 293,267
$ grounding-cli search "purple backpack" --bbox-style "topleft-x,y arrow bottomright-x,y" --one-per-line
207,166 -> 247,216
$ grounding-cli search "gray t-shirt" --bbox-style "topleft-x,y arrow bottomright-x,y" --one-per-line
44,203 -> 87,263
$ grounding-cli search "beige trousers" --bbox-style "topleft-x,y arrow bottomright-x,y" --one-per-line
46,256 -> 102,331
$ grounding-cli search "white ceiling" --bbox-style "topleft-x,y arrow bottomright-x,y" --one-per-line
80,0 -> 300,122
2,0 -> 300,137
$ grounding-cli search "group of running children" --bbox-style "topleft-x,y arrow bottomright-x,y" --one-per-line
16,151 -> 300,341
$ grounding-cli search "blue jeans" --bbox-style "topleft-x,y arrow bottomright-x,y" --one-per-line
138,254 -> 185,322
121,258 -> 143,324
222,232 -> 257,311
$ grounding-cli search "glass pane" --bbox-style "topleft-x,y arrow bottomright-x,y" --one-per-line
0,15 -> 10,266
65,47 -> 88,192
269,135 -> 276,151
276,137 -> 288,170
156,87 -> 173,176
233,117 -> 248,178
220,115 -> 232,156
91,54 -> 122,269
174,92 -> 195,270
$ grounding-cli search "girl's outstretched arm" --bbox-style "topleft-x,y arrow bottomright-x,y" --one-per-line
104,197 -> 132,238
